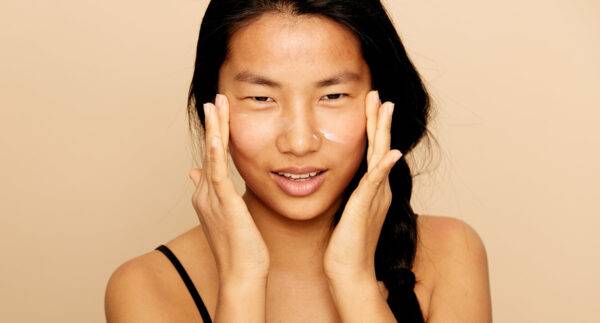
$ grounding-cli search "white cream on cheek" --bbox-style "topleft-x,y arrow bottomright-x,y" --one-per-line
278,117 -> 349,145
318,128 -> 344,144
230,106 -> 365,152
317,107 -> 365,146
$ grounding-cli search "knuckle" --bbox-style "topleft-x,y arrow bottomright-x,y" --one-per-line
191,189 -> 200,202
374,161 -> 386,175
191,195 -> 204,212
358,175 -> 369,188
366,173 -> 382,187
206,200 -> 217,215
383,190 -> 392,206
384,185 -> 392,198
210,173 -> 225,184
384,199 -> 392,212
209,149 -> 217,163
208,147 -> 219,161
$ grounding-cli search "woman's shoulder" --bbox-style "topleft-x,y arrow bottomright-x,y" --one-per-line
414,214 -> 489,285
416,214 -> 487,258
414,214 -> 492,322
104,226 -> 215,322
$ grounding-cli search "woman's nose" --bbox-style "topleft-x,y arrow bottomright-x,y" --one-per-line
276,108 -> 322,157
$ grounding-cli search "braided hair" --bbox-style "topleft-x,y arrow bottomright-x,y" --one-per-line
188,1 -> 433,321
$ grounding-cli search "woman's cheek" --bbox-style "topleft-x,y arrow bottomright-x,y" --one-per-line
229,111 -> 278,156
318,107 -> 366,149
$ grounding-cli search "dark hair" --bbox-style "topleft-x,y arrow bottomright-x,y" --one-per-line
188,1 -> 433,322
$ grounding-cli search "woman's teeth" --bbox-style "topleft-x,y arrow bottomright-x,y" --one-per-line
276,171 -> 320,180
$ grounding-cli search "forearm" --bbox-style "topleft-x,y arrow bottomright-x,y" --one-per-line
214,277 -> 267,323
328,276 -> 396,323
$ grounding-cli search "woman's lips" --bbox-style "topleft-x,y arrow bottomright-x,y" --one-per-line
270,171 -> 327,197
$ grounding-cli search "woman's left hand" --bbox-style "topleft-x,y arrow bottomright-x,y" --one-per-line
323,90 -> 402,284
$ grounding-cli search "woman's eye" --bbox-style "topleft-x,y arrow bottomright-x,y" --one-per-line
247,94 -> 348,103
321,93 -> 348,101
251,96 -> 274,103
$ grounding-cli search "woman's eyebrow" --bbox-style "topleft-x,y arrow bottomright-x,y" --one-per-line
233,71 -> 362,88
316,71 -> 362,87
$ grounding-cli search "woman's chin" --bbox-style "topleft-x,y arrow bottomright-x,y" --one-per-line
243,181 -> 341,223
271,196 -> 339,223
277,207 -> 325,222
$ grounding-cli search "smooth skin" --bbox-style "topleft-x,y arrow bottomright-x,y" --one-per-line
105,13 -> 492,323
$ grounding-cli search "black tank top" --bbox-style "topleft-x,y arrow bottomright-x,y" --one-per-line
155,244 -> 212,323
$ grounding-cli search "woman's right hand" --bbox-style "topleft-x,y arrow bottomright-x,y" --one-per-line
188,94 -> 270,283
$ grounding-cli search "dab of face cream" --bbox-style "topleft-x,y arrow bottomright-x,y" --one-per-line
319,128 -> 343,144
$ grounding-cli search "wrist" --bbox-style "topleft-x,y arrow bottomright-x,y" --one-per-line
325,268 -> 377,287
328,273 -> 378,293
326,275 -> 395,323
215,275 -> 267,323
217,265 -> 269,284
219,274 -> 268,292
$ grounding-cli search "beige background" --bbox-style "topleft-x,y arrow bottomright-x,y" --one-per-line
1,0 -> 598,322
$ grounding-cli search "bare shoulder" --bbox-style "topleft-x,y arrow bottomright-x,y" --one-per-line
104,227 -> 212,322
104,250 -> 176,322
416,214 -> 492,323
416,214 -> 487,260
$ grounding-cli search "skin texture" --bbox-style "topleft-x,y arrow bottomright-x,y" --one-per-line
104,12 -> 493,323
206,12 -> 404,321
222,14 -> 369,219
217,13 -> 374,277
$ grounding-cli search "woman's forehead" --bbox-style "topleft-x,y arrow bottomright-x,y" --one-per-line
225,13 -> 365,75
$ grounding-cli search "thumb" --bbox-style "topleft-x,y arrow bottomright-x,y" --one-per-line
188,168 -> 202,187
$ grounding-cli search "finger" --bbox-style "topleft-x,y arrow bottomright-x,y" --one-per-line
363,149 -> 402,194
215,94 -> 230,155
209,132 -> 228,185
205,102 -> 221,181
189,168 -> 202,187
203,103 -> 214,181
344,149 -> 402,223
366,90 -> 380,161
205,102 -> 235,199
369,101 -> 394,172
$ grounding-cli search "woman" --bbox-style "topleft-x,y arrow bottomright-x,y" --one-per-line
105,1 -> 492,322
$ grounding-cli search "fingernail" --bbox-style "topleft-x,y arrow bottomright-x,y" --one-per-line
203,103 -> 209,115
388,103 -> 395,115
374,90 -> 380,104
393,150 -> 402,162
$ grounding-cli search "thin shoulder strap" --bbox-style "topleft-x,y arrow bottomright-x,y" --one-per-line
155,244 -> 212,323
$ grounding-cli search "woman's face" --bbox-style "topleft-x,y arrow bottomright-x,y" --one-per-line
218,13 -> 372,221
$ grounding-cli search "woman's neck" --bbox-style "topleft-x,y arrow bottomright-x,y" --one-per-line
242,189 -> 341,278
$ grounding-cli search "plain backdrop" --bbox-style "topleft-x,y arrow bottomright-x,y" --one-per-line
1,0 -> 598,322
